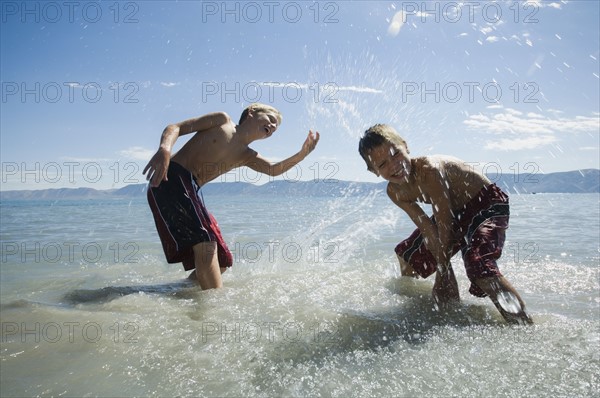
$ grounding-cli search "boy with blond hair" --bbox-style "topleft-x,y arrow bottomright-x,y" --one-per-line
144,103 -> 319,290
359,124 -> 532,324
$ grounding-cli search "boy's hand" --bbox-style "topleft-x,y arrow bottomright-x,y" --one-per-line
432,264 -> 460,310
301,130 -> 320,157
143,147 -> 170,187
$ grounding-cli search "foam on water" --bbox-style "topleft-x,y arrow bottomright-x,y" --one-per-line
4,264 -> 597,397
1,194 -> 599,396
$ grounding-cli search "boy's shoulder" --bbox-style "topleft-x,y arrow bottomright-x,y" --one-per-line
414,155 -> 490,189
197,111 -> 233,125
211,111 -> 233,125
413,155 -> 474,177
419,154 -> 464,168
207,112 -> 236,133
411,156 -> 446,177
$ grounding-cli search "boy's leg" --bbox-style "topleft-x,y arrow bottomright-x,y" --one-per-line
463,214 -> 533,324
432,263 -> 461,308
191,241 -> 223,290
474,276 -> 533,324
187,266 -> 227,280
396,254 -> 419,277
394,230 -> 440,279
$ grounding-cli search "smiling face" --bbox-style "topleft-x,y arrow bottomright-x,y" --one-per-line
359,124 -> 412,183
238,103 -> 282,141
366,142 -> 412,183
254,111 -> 279,138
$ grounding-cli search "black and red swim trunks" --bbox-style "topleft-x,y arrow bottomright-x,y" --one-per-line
395,184 -> 510,297
147,161 -> 233,271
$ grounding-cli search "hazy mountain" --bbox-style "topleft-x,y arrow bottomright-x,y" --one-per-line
493,169 -> 600,194
1,169 -> 598,200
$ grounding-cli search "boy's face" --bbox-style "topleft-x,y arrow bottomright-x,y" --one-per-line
367,142 -> 411,183
250,110 -> 279,138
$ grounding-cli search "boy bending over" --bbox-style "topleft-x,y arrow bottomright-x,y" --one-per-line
144,103 -> 319,290
358,124 -> 532,324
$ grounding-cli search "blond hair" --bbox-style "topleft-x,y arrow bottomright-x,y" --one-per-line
239,103 -> 283,126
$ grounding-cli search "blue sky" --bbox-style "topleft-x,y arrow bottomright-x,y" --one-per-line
1,0 -> 598,190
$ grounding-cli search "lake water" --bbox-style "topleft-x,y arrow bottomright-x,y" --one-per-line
1,190 -> 599,397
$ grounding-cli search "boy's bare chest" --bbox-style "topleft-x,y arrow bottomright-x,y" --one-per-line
390,182 -> 433,204
174,132 -> 248,184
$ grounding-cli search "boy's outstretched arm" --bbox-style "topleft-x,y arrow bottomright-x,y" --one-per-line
143,112 -> 229,187
245,130 -> 320,176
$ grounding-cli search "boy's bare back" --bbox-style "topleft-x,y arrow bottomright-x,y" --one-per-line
389,155 -> 491,211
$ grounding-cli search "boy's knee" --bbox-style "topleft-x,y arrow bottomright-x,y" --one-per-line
193,241 -> 217,251
193,241 -> 218,263
397,255 -> 419,277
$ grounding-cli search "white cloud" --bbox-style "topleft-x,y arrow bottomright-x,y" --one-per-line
486,36 -> 500,43
505,108 -> 523,116
258,82 -> 382,94
485,136 -> 557,151
337,86 -> 383,94
119,147 -> 154,161
160,82 -> 179,87
464,110 -> 600,151
527,112 -> 544,118
524,0 -> 542,6
524,0 -> 562,8
526,0 -> 563,9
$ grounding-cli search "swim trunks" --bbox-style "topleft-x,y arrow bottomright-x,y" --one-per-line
395,184 -> 509,297
147,161 -> 233,271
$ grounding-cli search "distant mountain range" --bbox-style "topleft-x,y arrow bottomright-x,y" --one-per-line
1,169 -> 598,200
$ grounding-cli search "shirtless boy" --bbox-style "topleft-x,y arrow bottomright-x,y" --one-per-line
358,124 -> 532,324
143,103 -> 319,290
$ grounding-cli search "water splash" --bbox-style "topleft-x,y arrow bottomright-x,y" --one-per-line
497,291 -> 522,314
304,49 -> 423,141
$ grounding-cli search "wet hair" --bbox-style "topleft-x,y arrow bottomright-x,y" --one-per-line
358,124 -> 408,170
238,103 -> 283,126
